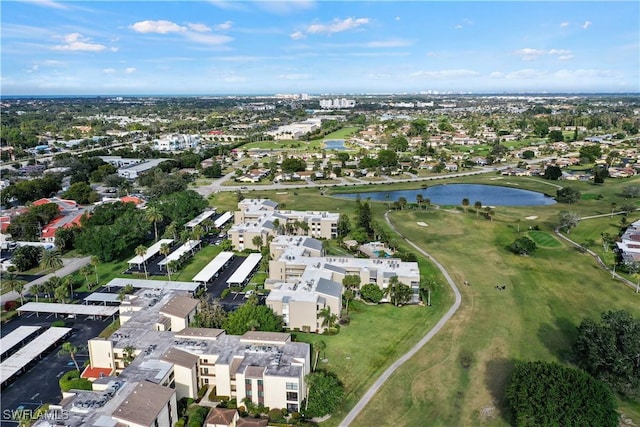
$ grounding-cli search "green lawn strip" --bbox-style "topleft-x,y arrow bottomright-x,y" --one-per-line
527,231 -> 562,248
350,205 -> 640,426
321,126 -> 361,140
170,244 -> 224,282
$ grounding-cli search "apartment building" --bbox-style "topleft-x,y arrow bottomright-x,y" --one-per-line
55,289 -> 311,426
230,199 -> 339,250
266,235 -> 420,332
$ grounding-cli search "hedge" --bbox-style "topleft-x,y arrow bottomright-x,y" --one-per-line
59,370 -> 92,392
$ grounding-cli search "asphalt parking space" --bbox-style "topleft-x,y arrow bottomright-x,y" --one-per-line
1,316 -> 110,426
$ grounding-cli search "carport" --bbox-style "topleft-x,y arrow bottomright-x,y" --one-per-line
17,302 -> 119,320
84,292 -> 121,306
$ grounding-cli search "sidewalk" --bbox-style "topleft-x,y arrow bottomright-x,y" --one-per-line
1,256 -> 92,305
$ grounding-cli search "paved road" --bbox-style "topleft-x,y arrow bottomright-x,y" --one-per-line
1,257 -> 91,305
339,211 -> 462,427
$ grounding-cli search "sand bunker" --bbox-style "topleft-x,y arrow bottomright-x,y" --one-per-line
417,222 -> 428,227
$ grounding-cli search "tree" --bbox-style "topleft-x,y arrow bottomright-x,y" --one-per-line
506,361 -> 618,427
573,310 -> 640,398
122,346 -> 136,367
318,306 -> 338,330
145,206 -> 164,241
303,371 -> 344,418
54,283 -> 69,303
579,144 -> 603,163
135,245 -> 148,279
337,214 -> 350,238
40,250 -> 63,274
251,235 -> 263,251
5,274 -> 26,305
416,194 -> 424,210
388,136 -> 408,152
556,187 -> 581,204
398,197 -> 407,210
508,236 -> 537,255
59,342 -> 81,371
159,243 -> 170,266
621,185 -> 640,198
62,182 -> 99,204
377,149 -> 398,168
542,165 -> 563,180
360,283 -> 384,303
385,276 -> 412,306
313,340 -> 326,371
167,260 -> 179,280
191,297 -> 226,329
474,201 -> 482,217
548,129 -> 564,142
223,295 -> 283,335
91,256 -> 100,287
558,211 -> 580,233
461,198 -> 469,212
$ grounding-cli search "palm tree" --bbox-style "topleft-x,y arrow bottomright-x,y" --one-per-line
416,194 -> 424,210
80,265 -> 92,289
462,198 -> 470,212
91,256 -> 100,288
159,243 -> 170,268
474,201 -> 482,217
40,250 -> 63,275
190,225 -> 204,242
272,218 -> 281,235
30,283 -> 43,302
318,307 -> 337,330
135,245 -> 148,279
54,284 -> 69,303
122,346 -> 136,367
6,274 -> 26,305
164,221 -> 178,240
398,197 -> 407,210
313,340 -> 326,371
424,198 -> 431,211
167,260 -> 179,281
59,342 -> 81,371
145,206 -> 164,241
63,276 -> 76,300
251,235 -> 263,251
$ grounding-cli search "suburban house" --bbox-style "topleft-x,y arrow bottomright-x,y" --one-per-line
33,197 -> 88,244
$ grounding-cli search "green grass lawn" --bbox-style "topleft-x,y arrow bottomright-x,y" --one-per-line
322,126 -> 361,140
349,205 -> 640,426
527,230 -> 562,248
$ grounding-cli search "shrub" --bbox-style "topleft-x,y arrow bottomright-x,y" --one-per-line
59,370 -> 92,392
174,420 -> 185,427
197,385 -> 208,399
208,386 -> 217,401
51,320 -> 66,327
4,301 -> 17,311
220,289 -> 230,299
268,408 -> 284,422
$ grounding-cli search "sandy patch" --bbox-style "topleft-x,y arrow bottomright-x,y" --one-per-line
489,177 -> 503,180
417,222 -> 428,227
525,215 -> 538,220
276,192 -> 288,195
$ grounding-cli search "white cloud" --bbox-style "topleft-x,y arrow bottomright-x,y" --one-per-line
110,47 -> 119,52
125,67 -> 136,74
367,73 -> 391,80
560,21 -> 570,28
290,31 -> 306,40
582,20 -> 592,29
184,32 -> 233,45
52,33 -> 107,52
256,0 -> 315,15
306,17 -> 370,35
489,71 -> 504,79
514,48 -> 546,61
26,64 -> 39,73
278,73 -> 311,80
454,25 -> 463,30
103,68 -> 116,74
207,0 -> 248,11
410,69 -> 480,79
22,0 -> 69,10
395,16 -> 401,21
367,39 -> 411,48
131,20 -> 187,34
215,21 -> 233,31
187,23 -> 212,33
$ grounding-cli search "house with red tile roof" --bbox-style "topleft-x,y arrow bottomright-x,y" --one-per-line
33,197 -> 90,243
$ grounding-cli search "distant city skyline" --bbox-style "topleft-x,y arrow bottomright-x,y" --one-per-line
1,1 -> 638,95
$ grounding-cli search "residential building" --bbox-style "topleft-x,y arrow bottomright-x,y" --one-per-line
230,199 -> 339,250
266,235 -> 420,332
153,134 -> 200,151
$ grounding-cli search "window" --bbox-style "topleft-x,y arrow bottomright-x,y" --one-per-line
286,392 -> 298,401
287,403 -> 298,413
246,390 -> 252,397
245,379 -> 252,386
257,380 -> 263,386
285,382 -> 298,391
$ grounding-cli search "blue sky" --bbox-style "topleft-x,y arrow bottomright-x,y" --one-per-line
1,1 -> 638,95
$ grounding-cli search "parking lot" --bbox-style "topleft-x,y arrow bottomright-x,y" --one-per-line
0,314 -> 111,426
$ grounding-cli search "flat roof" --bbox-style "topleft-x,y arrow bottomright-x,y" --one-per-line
192,251 -> 234,283
227,253 -> 262,285
127,239 -> 174,266
214,211 -> 233,228
84,293 -> 121,303
0,326 -> 42,357
17,302 -> 119,316
106,277 -> 200,292
157,240 -> 200,266
184,210 -> 216,228
1,327 -> 72,384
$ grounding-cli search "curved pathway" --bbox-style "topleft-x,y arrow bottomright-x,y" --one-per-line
339,211 -> 462,426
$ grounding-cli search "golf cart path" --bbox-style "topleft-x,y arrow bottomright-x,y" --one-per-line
339,211 -> 462,426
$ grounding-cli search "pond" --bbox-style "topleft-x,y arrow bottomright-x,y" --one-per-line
334,184 -> 556,207
324,139 -> 346,150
